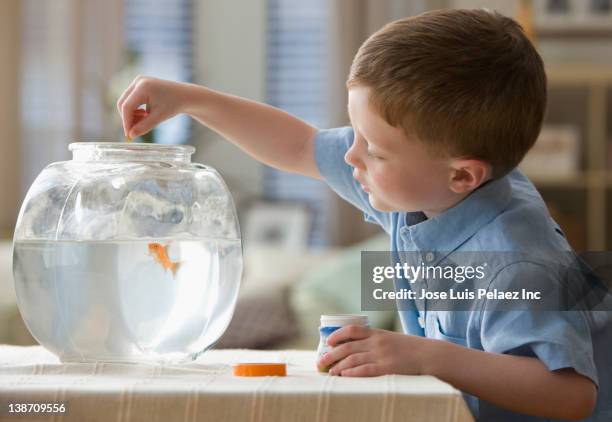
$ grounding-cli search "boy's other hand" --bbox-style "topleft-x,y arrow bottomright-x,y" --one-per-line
117,76 -> 187,140
317,325 -> 431,377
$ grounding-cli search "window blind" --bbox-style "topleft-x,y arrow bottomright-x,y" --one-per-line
265,0 -> 330,247
124,0 -> 194,144
19,0 -> 194,192
20,0 -> 78,190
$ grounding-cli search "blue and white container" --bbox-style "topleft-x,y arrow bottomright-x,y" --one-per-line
317,314 -> 369,372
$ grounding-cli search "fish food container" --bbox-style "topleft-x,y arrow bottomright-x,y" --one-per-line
13,142 -> 242,363
317,314 -> 369,372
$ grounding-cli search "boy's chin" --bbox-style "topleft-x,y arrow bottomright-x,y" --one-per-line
369,194 -> 418,213
368,195 -> 400,213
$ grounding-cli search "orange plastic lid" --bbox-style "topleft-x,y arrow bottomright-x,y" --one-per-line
233,363 -> 287,377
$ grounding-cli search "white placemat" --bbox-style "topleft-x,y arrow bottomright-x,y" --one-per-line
0,345 -> 474,422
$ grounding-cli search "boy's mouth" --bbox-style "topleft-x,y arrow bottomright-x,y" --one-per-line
353,170 -> 370,193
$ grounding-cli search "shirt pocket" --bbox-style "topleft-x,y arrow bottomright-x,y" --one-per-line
432,311 -> 468,346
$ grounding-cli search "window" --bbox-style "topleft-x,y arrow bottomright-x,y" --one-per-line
20,0 -> 81,189
19,0 -> 194,193
265,0 -> 330,246
123,0 -> 193,144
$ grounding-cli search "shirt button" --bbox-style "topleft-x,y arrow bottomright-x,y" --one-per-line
425,252 -> 435,262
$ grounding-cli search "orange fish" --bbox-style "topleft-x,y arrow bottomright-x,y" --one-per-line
148,243 -> 180,277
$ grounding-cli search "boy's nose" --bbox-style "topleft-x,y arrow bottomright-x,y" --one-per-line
345,141 -> 364,169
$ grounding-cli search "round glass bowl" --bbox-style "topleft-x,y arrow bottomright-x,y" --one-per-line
13,142 -> 242,363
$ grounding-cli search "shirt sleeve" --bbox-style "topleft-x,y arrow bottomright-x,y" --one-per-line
314,127 -> 391,231
478,261 -> 599,386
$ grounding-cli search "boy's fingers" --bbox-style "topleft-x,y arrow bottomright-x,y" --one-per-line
326,324 -> 370,347
116,80 -> 138,116
328,352 -> 372,376
318,339 -> 368,369
340,363 -> 384,378
121,91 -> 149,137
128,109 -> 165,140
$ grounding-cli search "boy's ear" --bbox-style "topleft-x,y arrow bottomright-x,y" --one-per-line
448,159 -> 492,194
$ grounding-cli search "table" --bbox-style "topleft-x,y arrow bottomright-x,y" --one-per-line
0,346 -> 473,422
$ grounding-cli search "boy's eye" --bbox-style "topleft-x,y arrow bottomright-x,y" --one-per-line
366,149 -> 383,160
362,138 -> 384,160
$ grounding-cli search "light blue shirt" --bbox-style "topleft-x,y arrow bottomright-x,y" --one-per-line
315,126 -> 612,422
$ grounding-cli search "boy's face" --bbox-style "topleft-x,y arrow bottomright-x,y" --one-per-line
346,86 -> 464,217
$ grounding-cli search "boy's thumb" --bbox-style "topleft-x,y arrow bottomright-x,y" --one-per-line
129,110 -> 164,139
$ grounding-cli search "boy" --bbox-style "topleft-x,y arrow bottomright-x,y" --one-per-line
117,9 -> 611,421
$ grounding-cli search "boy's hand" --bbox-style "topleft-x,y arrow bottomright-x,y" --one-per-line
320,326 -> 597,419
116,76 -> 188,140
117,75 -> 319,177
318,325 -> 431,377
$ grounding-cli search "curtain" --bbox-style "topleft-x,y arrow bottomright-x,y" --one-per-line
19,0 -> 123,194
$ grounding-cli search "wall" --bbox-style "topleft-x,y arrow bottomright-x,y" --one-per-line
192,0 -> 267,209
0,0 -> 21,238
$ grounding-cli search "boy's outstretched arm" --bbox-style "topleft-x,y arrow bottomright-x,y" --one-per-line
319,326 -> 597,420
117,76 -> 321,179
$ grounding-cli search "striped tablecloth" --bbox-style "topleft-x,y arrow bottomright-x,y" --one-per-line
0,345 -> 473,422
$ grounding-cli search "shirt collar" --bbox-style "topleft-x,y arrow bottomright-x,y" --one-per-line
400,174 -> 512,259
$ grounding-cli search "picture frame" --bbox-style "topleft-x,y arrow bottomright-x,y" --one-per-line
243,202 -> 311,251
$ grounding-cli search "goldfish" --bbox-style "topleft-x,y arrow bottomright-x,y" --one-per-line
148,242 -> 180,277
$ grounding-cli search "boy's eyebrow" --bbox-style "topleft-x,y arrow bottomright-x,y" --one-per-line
347,106 -> 393,153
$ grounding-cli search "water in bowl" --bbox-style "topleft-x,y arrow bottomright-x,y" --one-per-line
13,238 -> 242,363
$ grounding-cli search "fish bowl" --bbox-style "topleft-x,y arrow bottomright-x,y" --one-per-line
12,142 -> 242,363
